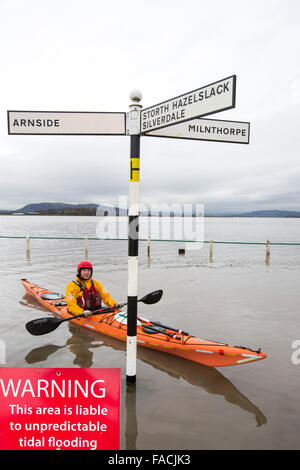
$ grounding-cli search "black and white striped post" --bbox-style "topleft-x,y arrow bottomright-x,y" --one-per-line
126,90 -> 142,387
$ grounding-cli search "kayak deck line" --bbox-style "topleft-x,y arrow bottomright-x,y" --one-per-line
21,279 -> 267,368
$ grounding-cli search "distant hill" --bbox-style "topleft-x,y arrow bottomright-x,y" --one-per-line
0,202 -> 127,216
204,210 -> 300,217
1,204 -> 300,217
16,202 -> 99,213
235,210 -> 300,218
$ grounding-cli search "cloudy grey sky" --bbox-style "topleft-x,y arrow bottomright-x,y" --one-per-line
0,0 -> 299,213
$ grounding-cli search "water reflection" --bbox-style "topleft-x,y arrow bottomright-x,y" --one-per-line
25,333 -> 103,368
125,386 -> 137,450
20,294 -> 50,312
137,348 -> 267,428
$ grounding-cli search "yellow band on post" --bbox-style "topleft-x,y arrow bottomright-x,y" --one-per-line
130,157 -> 140,182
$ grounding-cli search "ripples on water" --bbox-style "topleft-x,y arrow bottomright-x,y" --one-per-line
1,215 -> 300,449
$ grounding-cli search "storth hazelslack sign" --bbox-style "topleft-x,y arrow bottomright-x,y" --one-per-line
0,367 -> 120,450
140,75 -> 236,133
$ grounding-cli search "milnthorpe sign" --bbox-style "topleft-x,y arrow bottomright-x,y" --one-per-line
7,111 -> 126,135
144,117 -> 250,144
140,75 -> 236,133
7,74 -> 250,387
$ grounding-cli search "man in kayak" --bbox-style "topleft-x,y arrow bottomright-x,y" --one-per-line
66,260 -> 118,317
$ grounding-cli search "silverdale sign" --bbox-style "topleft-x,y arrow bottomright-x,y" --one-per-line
140,75 -> 236,133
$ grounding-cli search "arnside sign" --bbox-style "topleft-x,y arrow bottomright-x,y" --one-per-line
7,111 -> 126,135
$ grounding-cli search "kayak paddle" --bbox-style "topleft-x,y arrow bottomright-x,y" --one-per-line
25,289 -> 163,336
136,289 -> 163,305
25,305 -> 118,336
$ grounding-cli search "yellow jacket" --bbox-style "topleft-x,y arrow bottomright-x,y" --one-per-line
66,276 -> 117,316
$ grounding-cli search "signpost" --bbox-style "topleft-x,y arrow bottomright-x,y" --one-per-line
126,91 -> 142,386
8,74 -> 250,388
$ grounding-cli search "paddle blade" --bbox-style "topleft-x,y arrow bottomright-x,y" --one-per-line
26,317 -> 62,336
140,289 -> 163,305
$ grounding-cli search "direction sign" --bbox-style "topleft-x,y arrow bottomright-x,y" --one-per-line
7,111 -> 126,135
141,75 -> 236,134
144,117 -> 250,144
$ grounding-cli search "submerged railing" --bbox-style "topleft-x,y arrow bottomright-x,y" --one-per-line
1,234 -> 300,265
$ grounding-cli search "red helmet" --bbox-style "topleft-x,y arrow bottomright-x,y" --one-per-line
77,260 -> 93,274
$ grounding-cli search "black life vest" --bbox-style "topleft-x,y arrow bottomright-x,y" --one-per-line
73,279 -> 102,311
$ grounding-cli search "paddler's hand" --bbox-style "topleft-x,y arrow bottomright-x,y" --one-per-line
82,310 -> 93,317
114,303 -> 125,309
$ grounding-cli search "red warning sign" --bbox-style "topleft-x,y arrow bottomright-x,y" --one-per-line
0,367 -> 120,450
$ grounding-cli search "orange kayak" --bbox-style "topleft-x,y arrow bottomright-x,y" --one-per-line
21,279 -> 266,368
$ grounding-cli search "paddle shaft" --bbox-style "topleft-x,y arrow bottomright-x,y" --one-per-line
25,304 -> 120,336
26,290 -> 162,336
60,307 -> 182,339
59,304 -> 120,323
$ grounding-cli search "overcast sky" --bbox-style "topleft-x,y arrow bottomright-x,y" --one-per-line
0,0 -> 299,213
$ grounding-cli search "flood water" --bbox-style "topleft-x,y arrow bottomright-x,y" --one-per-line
1,215 -> 300,450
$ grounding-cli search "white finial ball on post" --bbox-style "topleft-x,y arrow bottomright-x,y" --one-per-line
130,89 -> 142,103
